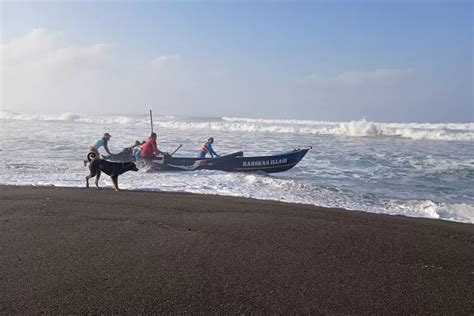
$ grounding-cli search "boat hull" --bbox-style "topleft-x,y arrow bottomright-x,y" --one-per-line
150,148 -> 310,173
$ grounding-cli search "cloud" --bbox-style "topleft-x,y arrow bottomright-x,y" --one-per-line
1,28 -> 110,69
1,28 -> 120,113
2,28 -> 462,122
150,54 -> 180,70
1,28 -> 60,64
0,29 -> 224,116
301,68 -> 415,86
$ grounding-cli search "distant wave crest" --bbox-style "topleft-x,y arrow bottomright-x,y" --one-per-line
0,111 -> 82,122
1,111 -> 472,142
159,118 -> 474,142
0,111 -> 172,125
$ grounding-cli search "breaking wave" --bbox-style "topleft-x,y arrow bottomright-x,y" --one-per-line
222,117 -> 474,141
0,111 -> 83,122
384,200 -> 474,224
156,119 -> 473,142
0,111 -> 173,125
1,111 -> 473,224
1,111 -> 472,142
222,116 -> 474,130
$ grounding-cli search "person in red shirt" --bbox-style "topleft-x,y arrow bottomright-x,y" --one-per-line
140,132 -> 165,162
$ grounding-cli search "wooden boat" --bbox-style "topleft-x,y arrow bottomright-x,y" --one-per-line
148,147 -> 311,173
98,111 -> 310,173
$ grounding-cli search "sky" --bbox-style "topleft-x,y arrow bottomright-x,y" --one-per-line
0,0 -> 472,122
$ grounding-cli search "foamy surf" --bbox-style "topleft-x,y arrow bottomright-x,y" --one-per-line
1,111 -> 473,141
156,119 -> 473,142
1,111 -> 473,224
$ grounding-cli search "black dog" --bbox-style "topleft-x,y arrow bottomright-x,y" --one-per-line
86,153 -> 139,191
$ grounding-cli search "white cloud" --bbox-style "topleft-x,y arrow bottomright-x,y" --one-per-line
1,28 -> 110,69
1,28 -> 122,113
0,29 -> 227,116
150,54 -> 180,70
302,68 -> 414,86
2,28 -> 459,122
1,28 -> 60,64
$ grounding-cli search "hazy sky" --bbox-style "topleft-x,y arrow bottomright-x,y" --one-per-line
1,1 -> 472,122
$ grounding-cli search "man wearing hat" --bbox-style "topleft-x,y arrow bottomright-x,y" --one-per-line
88,132 -> 113,157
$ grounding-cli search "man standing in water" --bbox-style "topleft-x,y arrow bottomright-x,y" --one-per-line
140,132 -> 166,163
84,132 -> 113,166
199,137 -> 220,158
88,132 -> 113,156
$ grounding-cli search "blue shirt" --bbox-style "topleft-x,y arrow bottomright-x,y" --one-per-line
205,143 -> 218,156
93,138 -> 107,150
199,142 -> 218,158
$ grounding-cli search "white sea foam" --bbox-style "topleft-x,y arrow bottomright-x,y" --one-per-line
156,119 -> 473,142
222,116 -> 474,141
0,111 -> 173,125
2,111 -> 472,141
223,116 -> 474,130
0,111 -> 80,122
0,114 -> 472,225
98,171 -> 472,224
222,116 -> 331,125
385,200 -> 474,223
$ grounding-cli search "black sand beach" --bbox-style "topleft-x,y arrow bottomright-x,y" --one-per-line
1,185 -> 473,314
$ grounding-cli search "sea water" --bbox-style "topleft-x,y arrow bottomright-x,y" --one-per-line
1,111 -> 473,223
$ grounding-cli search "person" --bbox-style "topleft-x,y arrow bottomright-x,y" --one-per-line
199,137 -> 219,158
109,140 -> 141,161
132,141 -> 146,160
88,133 -> 112,156
84,132 -> 112,166
119,140 -> 141,155
140,132 -> 166,162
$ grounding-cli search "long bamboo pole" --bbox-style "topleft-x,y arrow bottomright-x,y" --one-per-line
149,109 -> 154,134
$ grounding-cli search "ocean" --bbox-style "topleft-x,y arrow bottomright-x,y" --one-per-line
1,111 -> 473,223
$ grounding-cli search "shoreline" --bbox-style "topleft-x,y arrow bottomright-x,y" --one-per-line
1,185 -> 473,313
1,184 -> 471,224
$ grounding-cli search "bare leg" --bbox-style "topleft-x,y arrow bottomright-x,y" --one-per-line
95,171 -> 101,190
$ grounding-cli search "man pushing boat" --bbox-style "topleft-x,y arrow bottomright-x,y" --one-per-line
89,132 -> 113,157
84,132 -> 113,165
199,137 -> 220,158
140,132 -> 168,163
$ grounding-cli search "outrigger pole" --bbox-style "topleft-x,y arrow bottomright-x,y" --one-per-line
149,109 -> 182,157
170,144 -> 182,157
149,109 -> 154,134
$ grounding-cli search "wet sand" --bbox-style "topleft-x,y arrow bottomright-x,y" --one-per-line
0,185 -> 473,314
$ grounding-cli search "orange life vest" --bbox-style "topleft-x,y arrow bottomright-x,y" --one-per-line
200,143 -> 209,153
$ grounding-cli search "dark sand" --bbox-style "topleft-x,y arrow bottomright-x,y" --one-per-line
0,185 -> 473,314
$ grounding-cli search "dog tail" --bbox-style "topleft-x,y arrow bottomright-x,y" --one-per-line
87,152 -> 97,162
